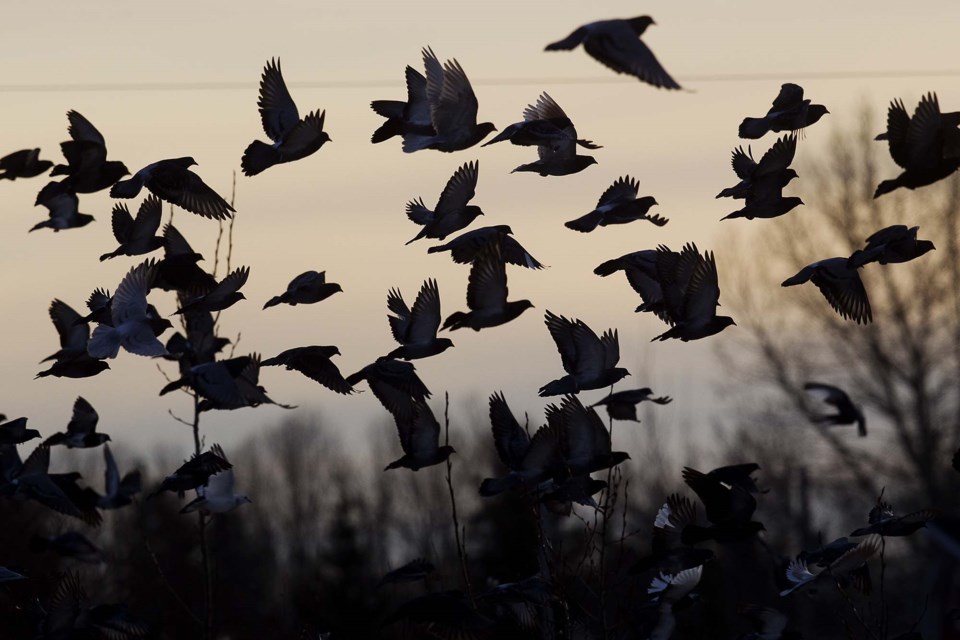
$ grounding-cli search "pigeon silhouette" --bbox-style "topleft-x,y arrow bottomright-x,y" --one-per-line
0,148 -> 52,180
782,257 -> 872,324
594,250 -> 671,321
405,160 -> 484,244
630,494 -> 714,576
652,244 -> 736,341
149,444 -> 233,498
780,534 -> 881,596
371,65 -> 435,144
545,17 -> 681,89
160,355 -> 291,412
99,195 -> 164,260
262,346 -> 355,395
849,491 -> 939,537
37,300 -> 110,379
385,279 -> 454,360
804,382 -> 866,437
346,358 -> 431,422
44,397 -> 110,449
111,157 -> 234,220
539,311 -> 630,396
0,417 -> 40,445
441,238 -> 534,331
41,110 -> 128,195
263,270 -> 342,309
39,573 -> 149,639
242,58 -> 330,176
566,176 -> 666,232
590,388 -> 672,422
180,465 -> 251,515
738,84 -> 828,139
384,398 -> 455,471
174,265 -> 249,315
29,190 -> 94,232
427,225 -> 545,269
847,225 -> 935,268
401,47 -> 496,152
97,444 -> 141,509
508,93 -> 598,176
680,466 -> 764,544
151,223 -> 219,293
875,93 -> 960,198
719,135 -> 803,220
88,262 -> 169,359
1,444 -> 87,520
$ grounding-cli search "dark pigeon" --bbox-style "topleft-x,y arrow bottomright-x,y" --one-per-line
346,358 -> 431,422
594,250 -> 669,321
781,534 -> 882,596
36,300 -> 110,379
40,572 -> 149,639
99,195 -> 164,261
0,417 -> 40,445
738,83 -> 828,139
680,466 -> 764,544
539,311 -> 630,396
848,225 -> 935,268
151,223 -> 219,294
160,354 -> 292,412
652,244 -> 736,341
566,175 -> 665,232
149,444 -> 232,498
45,397 -> 110,449
405,160 -> 484,244
804,382 -> 866,437
263,270 -> 341,309
630,494 -> 714,575
1,444 -> 87,521
383,398 -> 455,471
29,190 -> 94,232
590,387 -> 672,422
441,238 -> 534,331
242,58 -> 331,176
719,135 -> 803,220
509,93 -> 598,176
262,346 -> 355,395
782,257 -> 872,324
545,16 -> 682,90
0,148 -> 52,180
427,225 -> 545,269
849,491 -> 939,537
111,157 -> 234,220
174,265 -> 249,315
401,47 -> 496,152
41,110 -> 128,195
385,279 -> 454,360
484,91 -> 600,150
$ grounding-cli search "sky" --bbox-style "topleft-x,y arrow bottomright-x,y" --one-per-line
1,1 -> 959,463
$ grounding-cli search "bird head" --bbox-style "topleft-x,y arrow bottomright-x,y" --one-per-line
332,284 -> 344,294
808,104 -> 829,125
718,316 -> 737,331
495,224 -> 513,235
173,157 -> 198,168
916,240 -> 936,257
476,122 -> 498,142
627,16 -> 656,35
436,338 -> 455,352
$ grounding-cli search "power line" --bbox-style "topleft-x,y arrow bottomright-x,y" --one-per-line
0,69 -> 959,94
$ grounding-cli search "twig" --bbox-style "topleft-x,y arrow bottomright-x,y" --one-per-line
443,392 -> 473,606
140,509 -> 204,628
598,410 -> 617,640
167,409 -> 193,428
189,393 -> 214,640
832,578 -> 880,640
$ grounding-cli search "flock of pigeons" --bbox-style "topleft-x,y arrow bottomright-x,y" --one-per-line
0,14 -> 955,638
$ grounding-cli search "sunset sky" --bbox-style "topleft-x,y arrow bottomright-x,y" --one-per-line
2,0 -> 958,461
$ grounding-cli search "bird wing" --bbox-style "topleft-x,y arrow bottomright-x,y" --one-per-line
281,109 -> 327,154
111,263 -> 152,325
600,328 -> 620,371
863,224 -> 911,247
404,65 -> 432,125
162,223 -> 195,256
730,146 -> 757,180
110,203 -> 134,244
407,400 -> 441,456
435,161 -> 478,217
769,83 -> 804,113
521,424 -> 563,474
408,278 -> 442,343
569,321 -> 605,381
154,165 -> 234,221
523,92 -> 568,122
906,92 -> 943,170
803,382 -> 846,407
811,261 -> 872,324
257,58 -> 300,142
129,195 -> 163,244
882,98 -> 910,169
681,251 -> 721,322
755,134 -> 797,176
582,21 -> 681,89
422,47 -> 445,113
431,57 -> 480,136
596,176 -> 639,208
205,468 -> 235,498
50,299 -> 89,352
214,266 -> 250,297
66,110 -> 106,147
544,311 -> 579,376
466,241 -> 508,311
387,288 -> 411,343
489,392 -> 530,470
286,270 -> 321,293
67,397 -> 99,436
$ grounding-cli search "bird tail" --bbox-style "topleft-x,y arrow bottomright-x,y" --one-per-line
441,312 -> 467,332
847,249 -> 877,269
86,326 -> 121,360
426,242 -> 450,255
720,209 -> 747,221
564,212 -> 602,233
109,177 -> 143,199
99,249 -> 121,262
370,119 -> 405,144
370,100 -> 404,119
401,135 -> 435,153
262,296 -> 283,310
780,269 -> 812,287
49,163 -> 71,177
479,474 -> 520,497
241,141 -> 279,177
873,179 -> 899,199
716,184 -> 747,199
544,31 -> 584,51
593,259 -> 622,277
738,117 -> 770,139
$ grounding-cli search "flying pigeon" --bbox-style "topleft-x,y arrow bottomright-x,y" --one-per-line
149,444 -> 233,498
45,397 -> 110,449
1,444 -> 88,521
29,190 -> 94,232
566,176 -> 666,232
370,65 -> 434,144
405,160 -> 484,244
262,346 -> 355,394
39,572 -> 149,639
40,110 -> 128,196
97,444 -> 141,509
680,466 -> 765,544
180,465 -> 251,515
427,225 -> 545,269
346,358 -> 431,421
738,83 -> 828,139
99,195 -> 164,261
441,239 -> 534,331
150,223 -> 219,293
385,279 -> 454,360
780,534 -> 881,596
0,417 -> 40,445
651,244 -> 736,341
160,355 -> 291,412
719,135 -> 804,220
484,91 -> 600,150
539,311 -> 629,396
849,491 -> 939,537
782,257 -> 872,324
875,93 -> 960,198
545,17 -> 682,90
87,262 -> 169,359
629,494 -> 714,576
0,148 -> 52,180
242,58 -> 331,176
594,250 -> 670,320
263,270 -> 342,309
590,388 -> 672,422
37,300 -> 110,379
110,157 -> 234,220
804,382 -> 866,437
384,399 -> 455,471
174,265 -> 249,315
400,47 -> 496,152
847,225 -> 935,268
